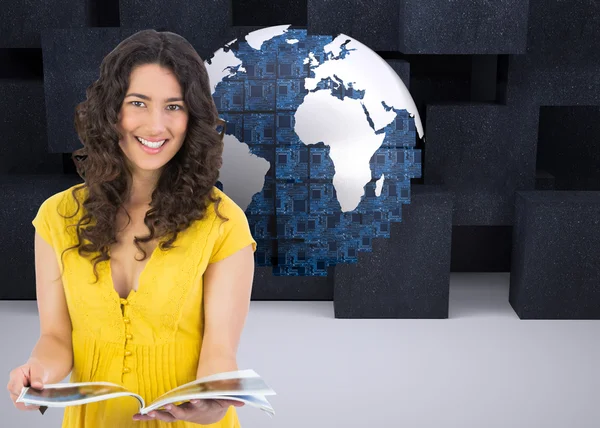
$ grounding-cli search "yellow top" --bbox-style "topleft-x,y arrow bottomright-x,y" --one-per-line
32,184 -> 257,428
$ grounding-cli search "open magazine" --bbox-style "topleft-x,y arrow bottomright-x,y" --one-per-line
17,369 -> 276,417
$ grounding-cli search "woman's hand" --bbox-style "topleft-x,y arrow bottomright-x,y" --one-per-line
132,399 -> 245,424
6,358 -> 49,411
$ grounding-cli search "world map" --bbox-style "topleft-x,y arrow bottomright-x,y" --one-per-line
206,25 -> 423,276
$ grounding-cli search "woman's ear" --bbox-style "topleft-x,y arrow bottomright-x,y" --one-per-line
216,118 -> 226,141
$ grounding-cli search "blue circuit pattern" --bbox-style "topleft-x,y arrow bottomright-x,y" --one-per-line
213,28 -> 422,275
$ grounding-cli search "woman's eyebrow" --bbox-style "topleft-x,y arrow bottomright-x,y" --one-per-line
125,93 -> 184,102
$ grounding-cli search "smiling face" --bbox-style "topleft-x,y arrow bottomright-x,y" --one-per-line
117,63 -> 189,175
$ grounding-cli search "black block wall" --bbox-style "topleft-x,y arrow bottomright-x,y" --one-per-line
1,0 -> 599,300
0,175 -> 84,300
509,191 -> 600,319
334,185 -> 452,319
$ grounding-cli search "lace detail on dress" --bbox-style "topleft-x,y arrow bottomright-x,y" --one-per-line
136,213 -> 219,343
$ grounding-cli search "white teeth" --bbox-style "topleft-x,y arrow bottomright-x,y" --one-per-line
136,136 -> 166,148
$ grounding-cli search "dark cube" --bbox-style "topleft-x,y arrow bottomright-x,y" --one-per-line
0,174 -> 83,300
424,103 -> 537,226
398,0 -> 529,54
509,191 -> 600,319
308,0 -> 401,52
334,185 -> 452,319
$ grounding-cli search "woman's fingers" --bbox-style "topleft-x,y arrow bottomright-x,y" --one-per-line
163,404 -> 188,420
8,391 -> 39,411
217,399 -> 245,407
133,410 -> 177,422
7,370 -> 31,410
7,368 -> 26,393
190,398 -> 243,408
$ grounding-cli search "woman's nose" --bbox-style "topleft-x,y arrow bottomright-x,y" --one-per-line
148,108 -> 167,134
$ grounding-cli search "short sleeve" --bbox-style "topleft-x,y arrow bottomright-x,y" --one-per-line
32,196 -> 54,248
208,196 -> 257,264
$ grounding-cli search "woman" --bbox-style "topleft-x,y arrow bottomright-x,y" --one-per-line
6,29 -> 256,427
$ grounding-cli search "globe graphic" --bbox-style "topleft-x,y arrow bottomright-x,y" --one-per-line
205,24 -> 423,276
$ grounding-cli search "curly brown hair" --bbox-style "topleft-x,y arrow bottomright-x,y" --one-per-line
60,29 -> 227,282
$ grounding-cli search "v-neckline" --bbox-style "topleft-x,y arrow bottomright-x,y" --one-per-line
107,243 -> 161,303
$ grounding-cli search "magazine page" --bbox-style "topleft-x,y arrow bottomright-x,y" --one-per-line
16,382 -> 144,409
143,393 -> 276,417
142,374 -> 276,415
168,369 -> 264,393
221,394 -> 275,417
153,369 -> 275,399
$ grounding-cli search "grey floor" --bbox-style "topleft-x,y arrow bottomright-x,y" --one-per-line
1,273 -> 599,428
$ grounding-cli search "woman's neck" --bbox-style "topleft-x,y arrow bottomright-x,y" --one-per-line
127,169 -> 161,207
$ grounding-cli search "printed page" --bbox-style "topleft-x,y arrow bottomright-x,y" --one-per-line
142,375 -> 276,415
157,369 -> 274,397
143,394 -> 276,417
16,382 -> 145,409
169,369 -> 264,392
222,394 -> 276,417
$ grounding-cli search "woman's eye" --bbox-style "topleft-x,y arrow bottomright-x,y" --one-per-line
129,101 -> 182,111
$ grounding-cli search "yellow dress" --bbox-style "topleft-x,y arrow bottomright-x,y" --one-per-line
32,184 -> 257,428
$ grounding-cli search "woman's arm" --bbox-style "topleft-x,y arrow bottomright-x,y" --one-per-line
197,244 -> 255,379
29,232 -> 74,383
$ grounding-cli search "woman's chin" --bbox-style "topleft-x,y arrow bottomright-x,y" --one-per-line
128,159 -> 169,174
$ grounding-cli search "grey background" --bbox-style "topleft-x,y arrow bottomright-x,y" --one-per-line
3,273 -> 599,428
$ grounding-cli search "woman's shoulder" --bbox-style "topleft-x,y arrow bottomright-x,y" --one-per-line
206,186 -> 247,221
204,187 -> 257,262
37,183 -> 88,220
32,183 -> 88,247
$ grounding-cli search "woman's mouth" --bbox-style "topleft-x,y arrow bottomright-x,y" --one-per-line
135,136 -> 169,154
136,136 -> 167,148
